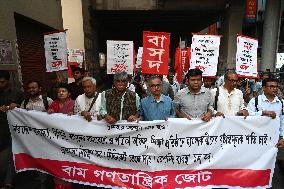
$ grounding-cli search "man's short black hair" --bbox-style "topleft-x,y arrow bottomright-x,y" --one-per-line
224,70 -> 237,79
262,78 -> 279,87
185,68 -> 203,79
0,70 -> 10,80
57,83 -> 70,92
26,80 -> 42,88
261,71 -> 272,78
72,67 -> 83,74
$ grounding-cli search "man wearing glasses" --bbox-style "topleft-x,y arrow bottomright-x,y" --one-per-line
247,78 -> 284,172
210,70 -> 248,117
99,71 -> 140,124
140,75 -> 175,121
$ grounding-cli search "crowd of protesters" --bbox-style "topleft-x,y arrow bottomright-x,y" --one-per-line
1,67 -> 284,189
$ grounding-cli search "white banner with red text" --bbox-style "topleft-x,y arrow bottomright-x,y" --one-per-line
44,31 -> 68,72
8,109 -> 279,189
236,35 -> 258,78
190,34 -> 221,77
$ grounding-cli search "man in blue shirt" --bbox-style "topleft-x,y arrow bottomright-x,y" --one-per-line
140,75 -> 175,121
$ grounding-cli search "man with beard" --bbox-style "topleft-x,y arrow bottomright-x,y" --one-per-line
100,71 -> 140,124
21,81 -> 53,111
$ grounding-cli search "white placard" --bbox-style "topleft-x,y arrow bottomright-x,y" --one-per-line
44,31 -> 68,72
276,53 -> 284,69
190,35 -> 221,76
107,40 -> 134,74
68,49 -> 84,65
236,35 -> 258,78
136,47 -> 143,69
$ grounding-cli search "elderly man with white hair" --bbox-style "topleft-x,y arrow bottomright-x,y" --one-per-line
74,77 -> 101,121
100,71 -> 140,124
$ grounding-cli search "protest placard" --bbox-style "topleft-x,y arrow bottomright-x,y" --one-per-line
136,47 -> 143,69
107,40 -> 134,74
236,35 -> 258,78
142,31 -> 170,75
44,31 -> 68,72
276,53 -> 284,69
190,34 -> 221,76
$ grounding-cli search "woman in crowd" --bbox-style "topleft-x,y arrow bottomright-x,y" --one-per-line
47,83 -> 74,189
47,83 -> 75,115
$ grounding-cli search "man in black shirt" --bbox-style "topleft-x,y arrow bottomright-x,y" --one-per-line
68,67 -> 84,100
0,70 -> 24,188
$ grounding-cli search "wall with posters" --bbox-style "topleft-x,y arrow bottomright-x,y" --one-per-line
0,0 -> 63,87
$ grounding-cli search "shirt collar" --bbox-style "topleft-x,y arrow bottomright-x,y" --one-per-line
186,86 -> 206,94
261,93 -> 281,103
150,94 -> 165,103
221,85 -> 236,94
28,95 -> 43,102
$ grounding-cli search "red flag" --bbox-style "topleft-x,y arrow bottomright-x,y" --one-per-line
208,23 -> 217,35
181,48 -> 191,72
141,31 -> 170,75
174,48 -> 182,83
174,47 -> 191,83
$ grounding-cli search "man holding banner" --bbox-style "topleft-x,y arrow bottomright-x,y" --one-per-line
211,70 -> 249,117
174,68 -> 213,121
100,71 -> 140,124
140,75 -> 175,121
247,78 -> 284,171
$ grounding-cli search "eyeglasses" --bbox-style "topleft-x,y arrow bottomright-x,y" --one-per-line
226,78 -> 238,83
150,84 -> 161,88
266,85 -> 278,89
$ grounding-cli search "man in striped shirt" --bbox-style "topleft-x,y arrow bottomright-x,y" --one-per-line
20,81 -> 53,111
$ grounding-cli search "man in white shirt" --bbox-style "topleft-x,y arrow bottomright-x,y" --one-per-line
74,77 -> 101,122
247,78 -> 284,173
210,70 -> 248,117
247,78 -> 284,145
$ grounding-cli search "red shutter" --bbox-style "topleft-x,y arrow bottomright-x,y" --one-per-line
14,13 -> 56,92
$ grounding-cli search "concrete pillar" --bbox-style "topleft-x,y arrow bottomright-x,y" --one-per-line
260,0 -> 282,72
220,0 -> 245,72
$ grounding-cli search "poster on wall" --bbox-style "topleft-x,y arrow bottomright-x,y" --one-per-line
44,31 -> 68,72
0,39 -> 13,65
